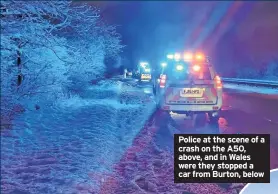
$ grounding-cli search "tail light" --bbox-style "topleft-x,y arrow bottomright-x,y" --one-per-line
160,74 -> 166,88
214,75 -> 222,89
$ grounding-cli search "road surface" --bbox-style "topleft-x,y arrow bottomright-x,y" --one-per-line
1,77 -> 277,194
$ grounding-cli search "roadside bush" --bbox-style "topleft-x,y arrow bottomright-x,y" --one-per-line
0,1 -> 123,128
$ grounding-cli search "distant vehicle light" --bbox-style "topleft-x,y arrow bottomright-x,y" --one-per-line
176,65 -> 183,71
140,62 -> 148,67
192,65 -> 201,71
144,68 -> 151,72
174,53 -> 181,61
184,53 -> 193,60
161,62 -> 167,67
167,54 -> 174,59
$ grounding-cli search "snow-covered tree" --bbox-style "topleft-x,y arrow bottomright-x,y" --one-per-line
1,1 -> 123,125
1,1 -> 70,123
56,3 -> 124,91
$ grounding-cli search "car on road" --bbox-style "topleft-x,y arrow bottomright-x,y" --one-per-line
153,52 -> 223,123
126,70 -> 133,77
138,61 -> 152,83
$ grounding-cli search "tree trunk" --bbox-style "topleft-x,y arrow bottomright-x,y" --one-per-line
16,49 -> 23,87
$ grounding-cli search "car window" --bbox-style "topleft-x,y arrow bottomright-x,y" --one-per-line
190,66 -> 212,80
165,64 -> 212,81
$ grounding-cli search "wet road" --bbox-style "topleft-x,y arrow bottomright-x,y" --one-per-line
1,78 -> 277,194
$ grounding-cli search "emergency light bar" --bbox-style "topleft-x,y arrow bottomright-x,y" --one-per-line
195,53 -> 204,60
167,54 -> 174,59
176,64 -> 184,71
161,62 -> 167,67
174,53 -> 181,61
192,64 -> 201,71
184,53 -> 193,60
167,52 -> 207,62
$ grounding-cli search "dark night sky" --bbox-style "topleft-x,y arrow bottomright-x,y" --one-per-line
87,1 -> 278,76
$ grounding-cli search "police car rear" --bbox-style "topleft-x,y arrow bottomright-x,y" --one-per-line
155,53 -> 223,123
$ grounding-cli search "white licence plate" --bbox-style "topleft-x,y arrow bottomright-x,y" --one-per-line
180,88 -> 204,98
141,74 -> 151,79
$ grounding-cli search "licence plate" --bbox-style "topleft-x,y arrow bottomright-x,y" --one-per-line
141,74 -> 151,79
180,88 -> 204,98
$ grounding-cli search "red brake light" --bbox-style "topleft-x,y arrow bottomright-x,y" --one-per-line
214,75 -> 222,89
160,74 -> 166,88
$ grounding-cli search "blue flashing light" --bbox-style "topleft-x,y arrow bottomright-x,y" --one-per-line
176,65 -> 184,71
161,62 -> 167,67
167,54 -> 174,59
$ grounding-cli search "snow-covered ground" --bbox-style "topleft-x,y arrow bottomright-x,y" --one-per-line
224,83 -> 278,95
0,79 -> 156,194
3,78 -> 274,194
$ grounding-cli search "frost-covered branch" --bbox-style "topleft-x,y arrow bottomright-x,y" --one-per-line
1,0 -> 124,125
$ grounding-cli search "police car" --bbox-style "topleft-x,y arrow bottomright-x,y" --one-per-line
153,52 -> 223,123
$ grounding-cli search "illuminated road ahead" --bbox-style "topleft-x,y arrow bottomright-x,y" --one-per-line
1,77 -> 277,194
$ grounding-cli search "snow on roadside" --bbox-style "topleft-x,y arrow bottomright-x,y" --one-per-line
56,79 -> 148,109
224,83 -> 278,95
1,79 -> 157,194
56,95 -> 141,110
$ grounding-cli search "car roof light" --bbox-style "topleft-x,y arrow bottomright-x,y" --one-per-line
161,62 -> 167,67
174,53 -> 181,61
184,53 -> 193,61
192,65 -> 201,71
176,64 -> 183,71
195,53 -> 204,60
167,54 -> 174,59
